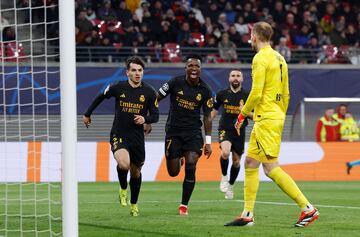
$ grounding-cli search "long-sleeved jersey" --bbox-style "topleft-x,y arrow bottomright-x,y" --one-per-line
84,80 -> 159,141
158,75 -> 213,132
242,45 -> 290,122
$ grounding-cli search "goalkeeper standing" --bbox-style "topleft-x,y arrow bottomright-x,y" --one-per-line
225,22 -> 319,227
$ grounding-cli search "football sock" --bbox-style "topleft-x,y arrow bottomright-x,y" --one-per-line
268,167 -> 309,209
301,204 -> 315,213
116,165 -> 128,190
241,210 -> 254,218
244,167 -> 259,212
229,165 -> 240,185
220,157 -> 229,176
130,173 -> 142,204
181,162 -> 196,206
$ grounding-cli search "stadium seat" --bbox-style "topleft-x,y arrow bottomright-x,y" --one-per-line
5,42 -> 26,62
322,44 -> 337,59
339,45 -> 351,59
113,43 -> 123,49
190,32 -> 205,47
94,19 -> 107,34
162,43 -> 182,63
322,44 -> 350,64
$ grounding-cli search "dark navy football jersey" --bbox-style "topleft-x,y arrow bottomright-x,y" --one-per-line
84,80 -> 159,140
159,75 -> 213,131
213,87 -> 249,130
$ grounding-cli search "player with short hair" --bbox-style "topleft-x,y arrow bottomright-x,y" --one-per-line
225,22 -> 319,227
83,56 -> 159,216
157,55 -> 213,215
211,69 -> 250,199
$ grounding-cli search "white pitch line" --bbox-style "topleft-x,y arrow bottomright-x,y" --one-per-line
80,199 -> 360,210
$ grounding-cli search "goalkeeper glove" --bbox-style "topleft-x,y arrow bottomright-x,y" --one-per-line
234,113 -> 246,136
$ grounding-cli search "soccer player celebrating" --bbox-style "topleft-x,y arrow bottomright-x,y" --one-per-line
225,22 -> 319,227
83,56 -> 159,216
211,69 -> 250,199
157,55 -> 213,216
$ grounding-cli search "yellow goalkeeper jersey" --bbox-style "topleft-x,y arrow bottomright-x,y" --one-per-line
242,45 -> 290,122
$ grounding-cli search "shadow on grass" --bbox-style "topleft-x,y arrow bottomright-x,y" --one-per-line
79,222 -> 190,237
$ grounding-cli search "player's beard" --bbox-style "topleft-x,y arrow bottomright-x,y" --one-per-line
231,81 -> 240,89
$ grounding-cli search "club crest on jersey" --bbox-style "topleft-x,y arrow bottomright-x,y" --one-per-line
196,93 -> 202,101
207,98 -> 213,108
139,95 -> 145,102
120,93 -> 126,98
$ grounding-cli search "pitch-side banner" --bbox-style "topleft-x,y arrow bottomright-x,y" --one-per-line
0,142 -> 359,182
2,67 -> 360,115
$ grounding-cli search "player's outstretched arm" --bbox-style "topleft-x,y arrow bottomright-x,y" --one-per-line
83,89 -> 108,128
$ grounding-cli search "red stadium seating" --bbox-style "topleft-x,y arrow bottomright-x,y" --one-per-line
5,42 -> 26,62
190,32 -> 205,47
162,43 -> 182,62
113,43 -> 123,49
323,44 -> 350,64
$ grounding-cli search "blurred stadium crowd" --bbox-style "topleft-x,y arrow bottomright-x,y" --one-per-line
1,0 -> 359,63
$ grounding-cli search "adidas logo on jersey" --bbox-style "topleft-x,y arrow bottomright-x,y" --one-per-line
177,90 -> 184,95
120,94 -> 126,98
224,99 -> 229,103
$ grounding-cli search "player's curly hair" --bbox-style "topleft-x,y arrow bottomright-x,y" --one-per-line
125,56 -> 145,70
185,54 -> 202,63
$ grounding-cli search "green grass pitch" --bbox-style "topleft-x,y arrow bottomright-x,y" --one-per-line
2,181 -> 360,237
78,181 -> 360,237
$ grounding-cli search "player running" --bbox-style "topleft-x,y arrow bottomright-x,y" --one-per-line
211,69 -> 250,199
83,56 -> 159,216
157,54 -> 213,216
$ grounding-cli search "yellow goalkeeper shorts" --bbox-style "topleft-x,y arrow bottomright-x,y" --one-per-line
247,119 -> 284,163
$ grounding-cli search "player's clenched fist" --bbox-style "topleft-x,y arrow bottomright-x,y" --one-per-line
83,115 -> 91,128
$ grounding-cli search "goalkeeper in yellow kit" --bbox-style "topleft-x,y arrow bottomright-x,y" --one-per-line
225,22 -> 319,227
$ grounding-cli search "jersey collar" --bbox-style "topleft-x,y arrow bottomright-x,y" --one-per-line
127,80 -> 143,88
229,86 -> 242,94
184,75 -> 201,87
